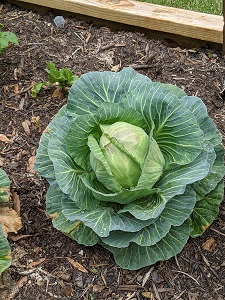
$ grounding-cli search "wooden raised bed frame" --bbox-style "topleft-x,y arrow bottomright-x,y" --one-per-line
14,0 -> 224,48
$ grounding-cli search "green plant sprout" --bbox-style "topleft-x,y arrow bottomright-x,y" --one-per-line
0,23 -> 18,53
89,294 -> 94,300
31,62 -> 78,97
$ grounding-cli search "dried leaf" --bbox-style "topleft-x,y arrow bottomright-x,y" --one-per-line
0,134 -> 10,143
111,64 -> 120,72
19,98 -> 25,110
62,286 -> 73,297
17,276 -> 28,288
52,87 -> 63,99
2,100 -> 17,110
43,126 -> 50,134
11,246 -> 27,262
27,156 -> 36,174
66,257 -> 88,273
10,234 -> 32,242
14,68 -> 18,80
142,267 -> 154,286
85,32 -> 92,44
14,83 -> 19,94
220,261 -> 225,267
27,257 -> 46,269
188,291 -> 200,300
180,54 -> 185,63
32,247 -> 43,255
31,116 -> 40,128
141,291 -> 155,299
202,237 -> 216,252
12,191 -> 20,216
0,157 -> 4,166
22,120 -> 31,135
0,207 -> 22,237
3,85 -> 9,93
92,284 -> 105,293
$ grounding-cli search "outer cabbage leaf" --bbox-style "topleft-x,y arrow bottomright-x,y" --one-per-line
0,224 -> 11,275
46,186 -> 79,234
193,145 -> 225,200
47,119 -> 100,210
0,169 -> 10,202
119,152 -> 209,220
190,179 -> 224,237
101,218 -> 170,248
180,96 -> 221,144
0,170 -> 21,275
67,68 -> 152,115
101,220 -> 190,270
156,151 -> 210,201
102,188 -> 196,248
62,194 -> 157,237
46,186 -> 99,245
160,83 -> 186,99
34,109 -> 69,186
70,223 -> 99,246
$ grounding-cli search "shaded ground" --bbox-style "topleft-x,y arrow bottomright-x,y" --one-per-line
0,2 -> 225,300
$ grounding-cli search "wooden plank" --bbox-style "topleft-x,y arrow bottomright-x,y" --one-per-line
16,0 -> 223,44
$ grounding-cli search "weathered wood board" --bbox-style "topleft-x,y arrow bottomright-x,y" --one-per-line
16,0 -> 223,44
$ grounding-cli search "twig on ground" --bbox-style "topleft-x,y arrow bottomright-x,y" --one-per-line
118,285 -> 144,291
128,64 -> 151,70
173,270 -> 200,285
8,12 -> 30,21
17,84 -> 34,95
175,289 -> 186,300
200,254 -> 220,279
126,269 -> 143,284
152,282 -> 161,300
142,267 -> 154,287
210,227 -> 225,237
101,43 -> 126,51
175,255 -> 181,270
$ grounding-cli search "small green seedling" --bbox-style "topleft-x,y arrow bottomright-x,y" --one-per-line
0,23 -> 18,53
31,62 -> 78,97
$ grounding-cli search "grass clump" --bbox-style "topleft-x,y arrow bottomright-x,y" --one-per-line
137,0 -> 222,15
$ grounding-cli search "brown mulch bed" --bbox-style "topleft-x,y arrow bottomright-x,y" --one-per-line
1,2 -> 225,299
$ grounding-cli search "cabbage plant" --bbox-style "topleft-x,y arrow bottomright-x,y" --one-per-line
0,24 -> 18,53
35,68 -> 225,270
0,169 -> 22,274
0,168 -> 12,274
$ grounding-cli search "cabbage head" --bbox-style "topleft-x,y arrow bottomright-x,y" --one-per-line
35,68 -> 225,270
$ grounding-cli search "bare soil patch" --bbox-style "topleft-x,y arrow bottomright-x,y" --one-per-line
0,2 -> 225,300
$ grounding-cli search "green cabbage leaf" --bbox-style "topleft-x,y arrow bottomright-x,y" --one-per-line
0,169 -> 11,274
